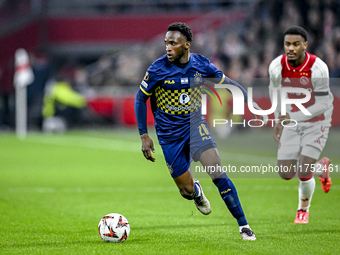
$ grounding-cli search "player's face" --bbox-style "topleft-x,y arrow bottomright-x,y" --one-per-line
284,34 -> 308,66
164,31 -> 191,63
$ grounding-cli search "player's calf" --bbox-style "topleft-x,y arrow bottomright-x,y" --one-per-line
179,188 -> 195,200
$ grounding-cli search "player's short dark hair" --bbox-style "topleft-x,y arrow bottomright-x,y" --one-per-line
284,26 -> 308,42
167,22 -> 193,42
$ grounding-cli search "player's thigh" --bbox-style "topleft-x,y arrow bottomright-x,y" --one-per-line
300,123 -> 330,160
277,159 -> 297,180
161,138 -> 191,179
190,122 -> 217,162
277,126 -> 301,161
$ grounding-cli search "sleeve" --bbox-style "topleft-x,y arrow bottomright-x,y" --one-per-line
289,58 -> 331,122
288,96 -> 330,122
134,89 -> 149,135
134,69 -> 159,135
138,70 -> 158,97
311,57 -> 330,94
208,62 -> 249,104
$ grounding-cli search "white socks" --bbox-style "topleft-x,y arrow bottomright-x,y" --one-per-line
298,177 -> 316,212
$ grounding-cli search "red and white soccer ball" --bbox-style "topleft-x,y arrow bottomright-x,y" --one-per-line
98,213 -> 130,243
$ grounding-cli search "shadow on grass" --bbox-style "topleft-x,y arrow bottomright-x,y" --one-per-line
132,222 -> 232,230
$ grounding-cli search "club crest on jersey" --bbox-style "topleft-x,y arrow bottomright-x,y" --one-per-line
167,163 -> 174,174
194,72 -> 203,84
179,93 -> 190,104
300,76 -> 309,85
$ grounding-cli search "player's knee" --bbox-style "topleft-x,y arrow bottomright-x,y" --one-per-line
279,170 -> 296,180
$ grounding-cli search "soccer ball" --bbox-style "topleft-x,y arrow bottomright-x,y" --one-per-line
98,213 -> 130,242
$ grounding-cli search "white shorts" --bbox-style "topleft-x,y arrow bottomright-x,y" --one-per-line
278,122 -> 330,160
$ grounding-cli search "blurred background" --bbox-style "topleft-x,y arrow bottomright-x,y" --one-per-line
0,0 -> 339,132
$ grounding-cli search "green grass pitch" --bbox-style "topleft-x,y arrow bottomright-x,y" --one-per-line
0,128 -> 339,254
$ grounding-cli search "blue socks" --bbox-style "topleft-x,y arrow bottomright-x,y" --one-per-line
213,173 -> 247,226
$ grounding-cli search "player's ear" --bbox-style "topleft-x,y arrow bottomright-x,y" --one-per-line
185,41 -> 191,50
303,41 -> 308,50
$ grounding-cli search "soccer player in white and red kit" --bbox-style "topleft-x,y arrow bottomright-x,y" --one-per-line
268,26 -> 333,224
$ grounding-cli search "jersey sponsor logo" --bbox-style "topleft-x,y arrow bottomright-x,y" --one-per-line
155,86 -> 201,114
181,77 -> 189,84
179,93 -> 190,104
194,71 -> 203,84
143,71 -> 149,81
141,80 -> 148,88
164,80 -> 175,84
284,77 -> 291,83
165,102 -> 199,112
300,76 -> 309,85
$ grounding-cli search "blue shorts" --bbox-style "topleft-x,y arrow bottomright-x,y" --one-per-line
160,122 -> 216,178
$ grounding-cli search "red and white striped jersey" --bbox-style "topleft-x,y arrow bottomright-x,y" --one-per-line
269,52 -> 333,124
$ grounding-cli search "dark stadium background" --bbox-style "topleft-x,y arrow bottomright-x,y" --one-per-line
0,0 -> 339,131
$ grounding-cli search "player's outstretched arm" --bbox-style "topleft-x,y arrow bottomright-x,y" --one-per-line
140,133 -> 156,162
134,89 -> 156,162
214,76 -> 268,125
251,101 -> 269,125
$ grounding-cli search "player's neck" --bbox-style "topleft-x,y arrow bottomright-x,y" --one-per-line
174,53 -> 190,68
179,52 -> 190,64
288,52 -> 307,68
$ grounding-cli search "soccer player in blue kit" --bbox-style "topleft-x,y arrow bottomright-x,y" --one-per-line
134,22 -> 265,240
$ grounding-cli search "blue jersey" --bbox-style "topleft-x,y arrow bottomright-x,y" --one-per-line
137,53 -> 224,144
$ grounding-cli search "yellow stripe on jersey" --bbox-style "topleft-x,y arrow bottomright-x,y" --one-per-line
140,86 -> 152,96
155,86 -> 202,114
217,74 -> 226,84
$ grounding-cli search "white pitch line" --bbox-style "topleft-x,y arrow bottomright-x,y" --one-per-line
7,186 -> 177,193
218,151 -> 277,165
25,134 -> 276,163
26,134 -> 163,154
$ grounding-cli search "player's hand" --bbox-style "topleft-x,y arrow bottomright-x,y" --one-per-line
278,112 -> 291,125
273,123 -> 283,143
251,102 -> 268,125
140,133 -> 156,162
